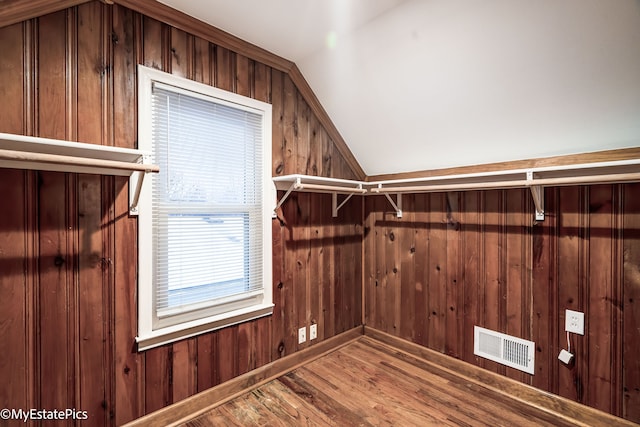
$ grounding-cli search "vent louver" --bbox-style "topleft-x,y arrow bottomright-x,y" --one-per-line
474,326 -> 535,375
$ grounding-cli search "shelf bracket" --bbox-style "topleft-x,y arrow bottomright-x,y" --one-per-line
332,192 -> 355,217
527,171 -> 544,221
273,179 -> 298,218
384,193 -> 403,218
129,155 -> 155,216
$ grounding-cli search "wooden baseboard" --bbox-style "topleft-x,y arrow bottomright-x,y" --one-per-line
364,326 -> 637,427
123,326 -> 363,427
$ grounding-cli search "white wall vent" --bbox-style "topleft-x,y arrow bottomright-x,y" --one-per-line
474,326 -> 535,375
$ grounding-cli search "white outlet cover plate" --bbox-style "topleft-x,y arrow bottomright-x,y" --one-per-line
310,324 -> 317,340
298,326 -> 306,344
565,309 -> 585,335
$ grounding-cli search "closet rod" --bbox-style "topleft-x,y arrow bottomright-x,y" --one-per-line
526,172 -> 640,187
295,182 -> 367,194
369,172 -> 640,194
369,180 -> 528,193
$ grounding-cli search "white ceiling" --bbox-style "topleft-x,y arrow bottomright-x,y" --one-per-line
158,0 -> 640,176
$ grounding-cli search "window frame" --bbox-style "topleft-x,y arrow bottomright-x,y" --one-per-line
136,65 -> 273,351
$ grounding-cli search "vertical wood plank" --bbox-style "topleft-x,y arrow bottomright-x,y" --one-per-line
37,9 -> 74,414
252,315 -> 271,369
461,191 -> 481,364
0,21 -> 28,418
279,74 -> 299,355
112,4 -> 144,424
400,195 -> 416,341
282,75 -> 297,176
237,322 -> 253,375
342,192 -> 361,331
557,187 -> 584,402
141,16 -> 164,71
0,169 -> 28,416
481,190 -> 502,373
309,193 -> 323,343
193,38 -> 211,85
427,194 -> 446,352
171,339 -> 197,402
271,208 -> 286,360
216,326 -> 238,384
413,194 -> 429,347
196,334 -> 214,393
445,192 -> 461,358
253,62 -> 270,104
76,3 -> 110,424
235,53 -> 251,97
295,94 -> 311,349
352,197 -> 363,329
281,194 -> 298,357
532,188 -> 559,392
169,27 -> 191,79
587,185 -> 615,413
373,195 -> 387,331
505,189 -> 525,382
215,45 -> 234,92
145,347 -> 171,413
271,69 -> 285,176
623,183 -> 640,421
321,135 -> 336,338
363,195 -> 375,329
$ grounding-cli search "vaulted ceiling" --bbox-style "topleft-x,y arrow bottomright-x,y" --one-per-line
158,0 -> 640,176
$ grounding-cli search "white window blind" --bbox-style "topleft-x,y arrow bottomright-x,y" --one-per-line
150,83 -> 266,328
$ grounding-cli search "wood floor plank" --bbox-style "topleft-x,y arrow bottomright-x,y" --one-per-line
182,337 -> 634,427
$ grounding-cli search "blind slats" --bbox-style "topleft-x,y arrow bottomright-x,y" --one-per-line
151,85 -> 265,318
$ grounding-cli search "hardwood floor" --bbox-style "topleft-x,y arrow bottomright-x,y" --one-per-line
181,337 -> 593,426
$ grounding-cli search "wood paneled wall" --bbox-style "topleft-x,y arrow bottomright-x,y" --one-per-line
364,186 -> 640,423
0,3 -> 362,426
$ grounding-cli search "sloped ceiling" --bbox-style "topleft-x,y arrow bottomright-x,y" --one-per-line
158,0 -> 640,176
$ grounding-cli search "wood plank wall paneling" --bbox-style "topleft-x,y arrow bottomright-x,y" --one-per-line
0,2 -> 363,426
364,185 -> 640,423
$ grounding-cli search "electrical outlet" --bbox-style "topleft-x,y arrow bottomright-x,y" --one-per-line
298,326 -> 306,344
565,309 -> 584,335
309,324 -> 317,340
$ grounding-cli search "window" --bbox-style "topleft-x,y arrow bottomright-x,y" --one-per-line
136,65 -> 273,351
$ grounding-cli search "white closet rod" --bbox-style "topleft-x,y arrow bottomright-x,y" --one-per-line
0,148 -> 160,174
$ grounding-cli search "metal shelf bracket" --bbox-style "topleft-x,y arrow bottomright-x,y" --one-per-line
527,171 -> 545,221
332,192 -> 356,217
273,178 -> 299,217
384,192 -> 403,218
